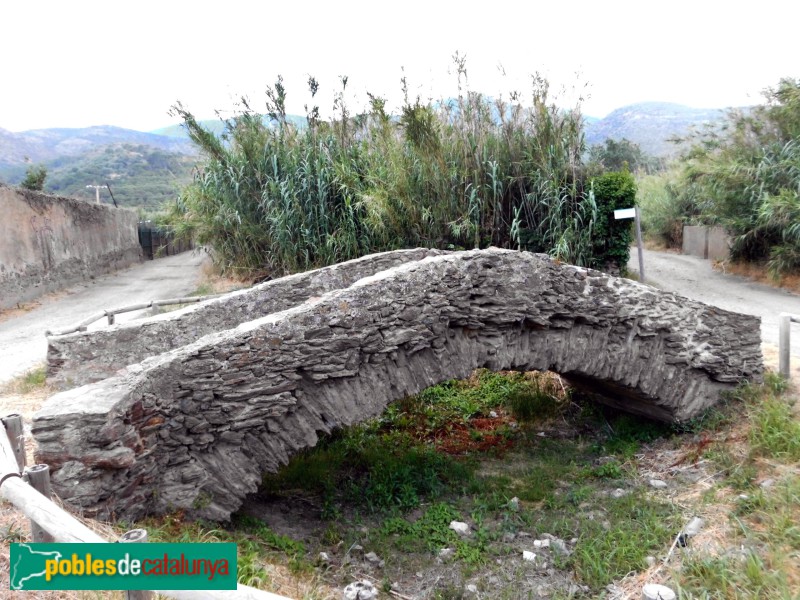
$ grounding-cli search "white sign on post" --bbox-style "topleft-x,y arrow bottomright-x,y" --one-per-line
613,206 -> 645,283
614,208 -> 636,220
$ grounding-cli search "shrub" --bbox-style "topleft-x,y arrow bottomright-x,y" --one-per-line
668,77 -> 800,276
589,170 -> 637,271
20,164 -> 47,191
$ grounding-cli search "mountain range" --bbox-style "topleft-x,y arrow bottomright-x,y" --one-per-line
0,102 -> 736,208
583,102 -> 728,156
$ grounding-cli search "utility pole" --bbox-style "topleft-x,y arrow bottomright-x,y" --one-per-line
86,184 -> 103,204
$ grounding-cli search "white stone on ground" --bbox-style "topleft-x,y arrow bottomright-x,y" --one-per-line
642,583 -> 676,600
343,580 -> 378,600
449,520 -> 470,536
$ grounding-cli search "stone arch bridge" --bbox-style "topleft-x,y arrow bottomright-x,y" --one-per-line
33,249 -> 762,521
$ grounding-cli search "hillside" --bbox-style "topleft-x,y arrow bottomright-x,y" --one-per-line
584,102 -> 728,156
0,125 -> 194,170
3,144 -> 196,209
151,114 -> 308,138
0,102 -> 733,209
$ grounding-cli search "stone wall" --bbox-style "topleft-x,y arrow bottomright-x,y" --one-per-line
32,249 -> 763,522
0,185 -> 141,309
47,248 -> 445,388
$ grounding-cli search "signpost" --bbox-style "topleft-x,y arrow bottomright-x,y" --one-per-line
615,207 -> 645,282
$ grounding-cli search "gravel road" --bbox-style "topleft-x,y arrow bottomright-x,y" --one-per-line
628,248 -> 800,358
0,251 -> 207,385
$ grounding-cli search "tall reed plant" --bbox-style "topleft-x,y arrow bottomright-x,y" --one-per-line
168,66 -> 612,278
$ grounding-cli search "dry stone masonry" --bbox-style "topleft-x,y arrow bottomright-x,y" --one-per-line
46,248 -> 445,388
32,249 -> 763,522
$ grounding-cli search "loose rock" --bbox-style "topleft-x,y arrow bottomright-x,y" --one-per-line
364,552 -> 384,568
649,479 -> 668,489
437,547 -> 455,562
449,521 -> 470,536
642,583 -> 676,600
683,517 -> 705,537
343,580 -> 378,600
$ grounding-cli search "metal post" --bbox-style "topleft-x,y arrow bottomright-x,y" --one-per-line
121,529 -> 153,600
635,207 -> 645,283
26,464 -> 55,543
86,184 -> 103,204
2,414 -> 26,471
779,313 -> 791,379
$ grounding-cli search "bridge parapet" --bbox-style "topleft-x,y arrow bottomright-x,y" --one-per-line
47,248 -> 445,388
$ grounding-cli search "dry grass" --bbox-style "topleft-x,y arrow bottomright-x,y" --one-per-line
719,260 -> 800,294
196,257 -> 250,294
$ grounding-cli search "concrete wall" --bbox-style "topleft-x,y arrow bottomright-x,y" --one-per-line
0,185 -> 142,310
707,227 -> 731,261
682,225 -> 709,259
682,225 -> 731,261
33,249 -> 763,522
47,248 -> 445,388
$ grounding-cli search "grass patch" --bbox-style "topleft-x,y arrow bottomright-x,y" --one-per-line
135,369 -> 800,598
261,426 -> 475,514
1,365 -> 47,394
677,552 -> 794,599
249,370 -> 684,594
573,491 -> 679,588
749,394 -> 800,460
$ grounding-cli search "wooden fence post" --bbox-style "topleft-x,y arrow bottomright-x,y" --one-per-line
121,529 -> 153,600
25,464 -> 56,543
2,414 -> 26,472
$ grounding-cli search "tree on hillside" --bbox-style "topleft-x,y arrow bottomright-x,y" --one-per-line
588,138 -> 660,174
20,164 -> 47,191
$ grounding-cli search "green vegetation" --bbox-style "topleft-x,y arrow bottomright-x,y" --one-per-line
587,138 -> 662,174
590,171 -> 638,270
44,144 -> 195,208
19,164 -> 47,191
637,78 -> 800,277
636,168 -> 693,247
167,66 -> 635,278
127,370 -> 800,598
244,371 -> 679,593
1,365 -> 47,394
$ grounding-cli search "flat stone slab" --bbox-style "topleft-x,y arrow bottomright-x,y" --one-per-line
32,249 -> 762,521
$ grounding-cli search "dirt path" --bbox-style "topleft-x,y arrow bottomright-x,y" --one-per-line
0,251 -> 208,385
628,248 -> 800,363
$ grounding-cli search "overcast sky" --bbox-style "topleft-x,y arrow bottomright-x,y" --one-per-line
1,0 -> 797,132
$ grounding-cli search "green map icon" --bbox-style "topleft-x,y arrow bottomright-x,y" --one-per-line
10,543 -> 63,590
